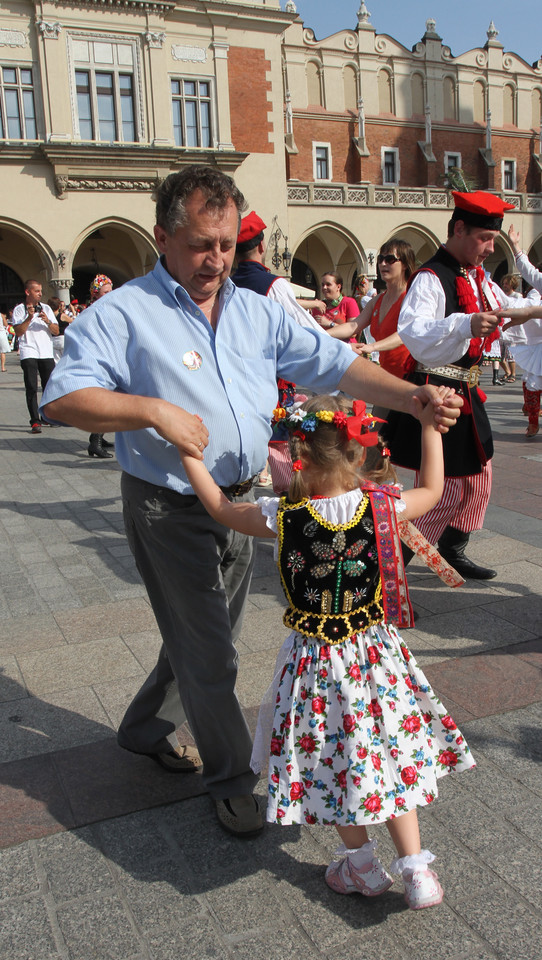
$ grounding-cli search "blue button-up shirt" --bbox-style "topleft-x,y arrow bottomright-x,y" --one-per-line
41,258 -> 356,494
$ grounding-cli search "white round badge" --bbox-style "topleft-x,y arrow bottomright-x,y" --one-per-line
182,350 -> 202,371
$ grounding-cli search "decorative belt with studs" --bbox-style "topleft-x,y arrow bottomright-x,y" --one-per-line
415,362 -> 480,388
221,475 -> 259,498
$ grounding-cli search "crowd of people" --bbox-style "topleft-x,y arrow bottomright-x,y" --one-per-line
2,166 -> 539,913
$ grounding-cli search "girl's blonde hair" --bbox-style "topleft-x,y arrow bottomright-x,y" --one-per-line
287,395 -> 397,500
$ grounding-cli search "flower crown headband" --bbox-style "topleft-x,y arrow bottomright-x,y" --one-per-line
272,399 -> 386,449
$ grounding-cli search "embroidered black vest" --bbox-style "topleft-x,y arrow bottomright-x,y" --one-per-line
277,496 -> 385,644
384,246 -> 493,477
415,246 -> 480,372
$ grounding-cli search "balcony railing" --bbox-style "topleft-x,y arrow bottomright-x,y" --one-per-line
287,183 -> 542,212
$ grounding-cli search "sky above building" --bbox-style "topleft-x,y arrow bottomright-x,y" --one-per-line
292,1 -> 541,67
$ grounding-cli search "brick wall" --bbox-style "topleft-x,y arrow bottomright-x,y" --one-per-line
288,114 -> 360,182
289,114 -> 540,191
228,47 -> 273,154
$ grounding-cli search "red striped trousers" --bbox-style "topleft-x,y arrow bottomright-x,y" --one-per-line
412,460 -> 492,544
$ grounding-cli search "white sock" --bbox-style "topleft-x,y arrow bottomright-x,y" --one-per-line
390,849 -> 435,875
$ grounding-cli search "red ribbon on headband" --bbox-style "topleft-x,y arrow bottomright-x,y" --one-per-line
345,401 -> 386,447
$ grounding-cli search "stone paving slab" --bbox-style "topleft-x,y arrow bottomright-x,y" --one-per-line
0,638 -> 540,852
1,733 -> 541,960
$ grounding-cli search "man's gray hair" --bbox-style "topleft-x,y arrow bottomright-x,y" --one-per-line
155,165 -> 247,235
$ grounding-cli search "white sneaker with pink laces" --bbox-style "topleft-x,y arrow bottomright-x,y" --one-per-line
390,850 -> 443,909
325,840 -> 393,897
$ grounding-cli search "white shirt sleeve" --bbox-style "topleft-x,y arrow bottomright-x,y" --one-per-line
397,271 -> 474,365
515,252 -> 542,295
12,303 -> 26,325
267,278 -> 324,332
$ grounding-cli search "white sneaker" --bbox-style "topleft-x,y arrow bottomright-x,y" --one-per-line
326,840 -> 393,897
391,850 -> 443,909
402,866 -> 443,909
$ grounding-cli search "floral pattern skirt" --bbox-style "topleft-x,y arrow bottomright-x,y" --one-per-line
261,622 -> 475,826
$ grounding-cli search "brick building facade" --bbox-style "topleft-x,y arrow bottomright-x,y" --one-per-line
282,9 -> 542,292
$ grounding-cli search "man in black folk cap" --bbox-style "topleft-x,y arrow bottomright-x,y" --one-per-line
386,191 -> 526,580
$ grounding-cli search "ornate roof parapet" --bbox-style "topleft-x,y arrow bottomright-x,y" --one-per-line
37,0 -> 176,14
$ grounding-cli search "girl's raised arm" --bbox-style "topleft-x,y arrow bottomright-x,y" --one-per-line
181,454 -> 276,540
400,404 -> 444,521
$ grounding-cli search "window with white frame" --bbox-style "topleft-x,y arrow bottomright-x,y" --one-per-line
381,147 -> 399,185
71,38 -> 139,142
313,142 -> 331,181
444,151 -> 461,174
0,65 -> 37,140
171,78 -> 213,148
502,159 -> 517,191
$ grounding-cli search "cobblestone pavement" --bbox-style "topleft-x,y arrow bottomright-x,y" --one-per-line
1,352 -> 541,960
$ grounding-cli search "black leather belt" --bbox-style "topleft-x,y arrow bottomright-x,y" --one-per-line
221,475 -> 259,498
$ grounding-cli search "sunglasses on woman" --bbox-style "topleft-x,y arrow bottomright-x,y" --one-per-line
377,254 -> 401,265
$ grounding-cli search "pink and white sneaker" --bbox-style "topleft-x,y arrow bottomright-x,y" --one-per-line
391,851 -> 444,909
325,840 -> 393,897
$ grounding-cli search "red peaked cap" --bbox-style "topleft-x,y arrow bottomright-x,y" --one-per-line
451,191 -> 515,229
237,211 -> 267,245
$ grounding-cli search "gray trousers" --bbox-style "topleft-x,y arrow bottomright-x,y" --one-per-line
118,472 -> 258,799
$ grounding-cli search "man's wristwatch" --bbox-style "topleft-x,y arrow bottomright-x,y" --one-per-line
328,321 -> 335,328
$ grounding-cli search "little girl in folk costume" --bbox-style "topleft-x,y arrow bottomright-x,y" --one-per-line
181,395 -> 475,910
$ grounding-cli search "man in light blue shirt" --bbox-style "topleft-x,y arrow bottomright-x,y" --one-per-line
42,166 -> 461,838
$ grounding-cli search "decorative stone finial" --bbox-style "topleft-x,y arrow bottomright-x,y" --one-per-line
357,2 -> 371,25
285,1 -> 297,13
422,18 -> 441,41
487,21 -> 499,42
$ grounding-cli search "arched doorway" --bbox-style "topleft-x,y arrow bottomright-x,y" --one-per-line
383,224 -> 440,270
291,257 -> 316,292
0,263 -> 24,313
71,221 -> 157,304
0,220 -> 55,307
290,225 -> 364,298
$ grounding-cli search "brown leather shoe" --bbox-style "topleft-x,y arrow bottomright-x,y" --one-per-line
149,744 -> 202,773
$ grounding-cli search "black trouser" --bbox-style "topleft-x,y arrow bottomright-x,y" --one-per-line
20,357 -> 55,425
